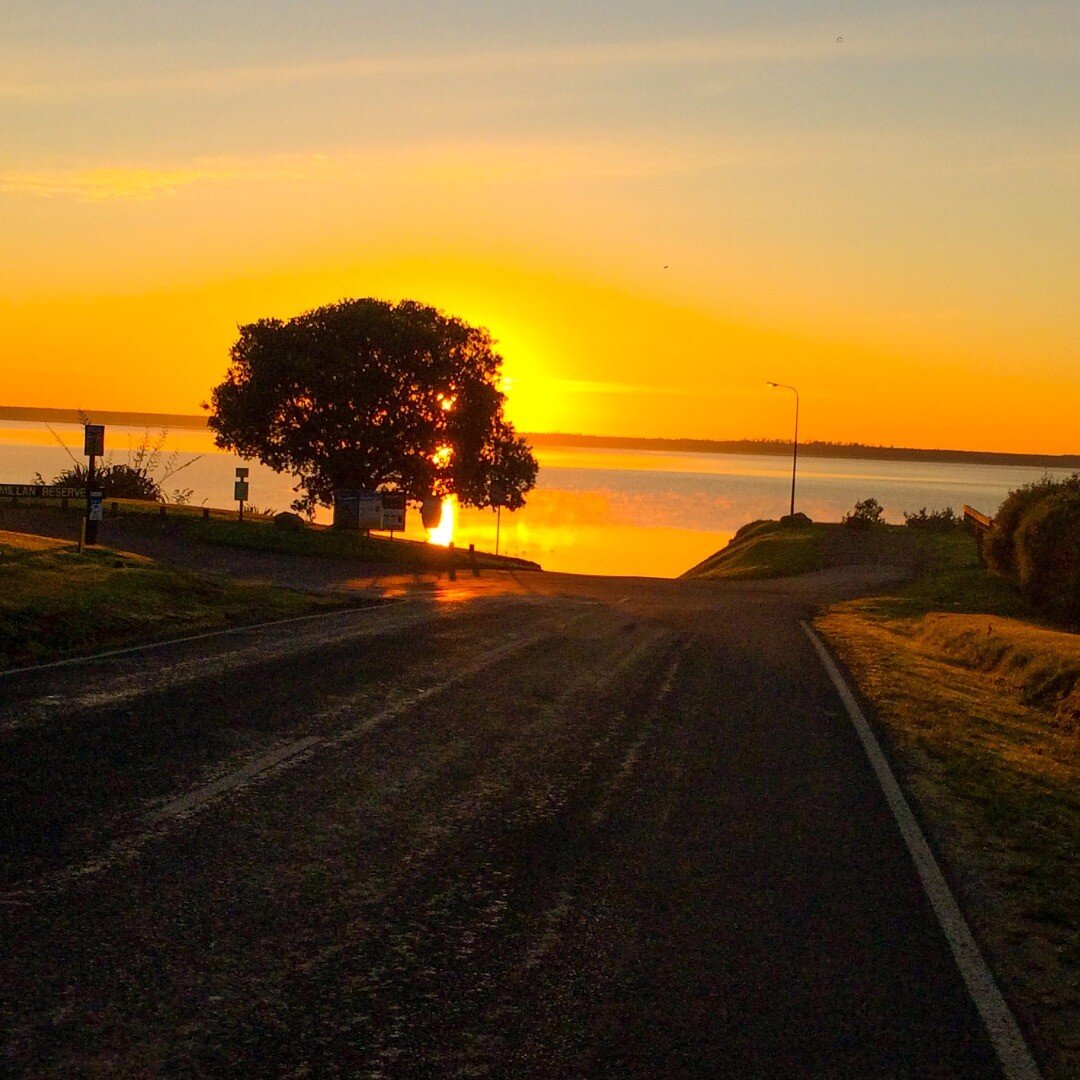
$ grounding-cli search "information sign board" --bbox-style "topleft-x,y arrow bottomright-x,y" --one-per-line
333,488 -> 383,529
88,491 -> 104,521
84,424 -> 105,457
234,480 -> 249,502
356,490 -> 383,529
378,491 -> 407,531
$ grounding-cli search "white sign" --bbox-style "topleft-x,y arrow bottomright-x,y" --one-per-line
378,492 -> 407,531
356,490 -> 383,529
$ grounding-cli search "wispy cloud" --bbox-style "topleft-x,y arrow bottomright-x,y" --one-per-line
3,28 -> 1066,104
0,142 -> 718,201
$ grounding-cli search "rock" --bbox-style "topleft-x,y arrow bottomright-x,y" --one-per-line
274,511 -> 305,530
779,512 -> 813,528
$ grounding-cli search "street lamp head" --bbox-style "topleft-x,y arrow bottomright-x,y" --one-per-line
766,381 -> 778,387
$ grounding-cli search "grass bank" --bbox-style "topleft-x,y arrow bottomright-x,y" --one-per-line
0,530 -> 362,669
0,499 -> 539,572
680,519 -> 982,582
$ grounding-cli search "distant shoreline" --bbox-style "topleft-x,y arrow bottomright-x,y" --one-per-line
2,405 -> 1076,470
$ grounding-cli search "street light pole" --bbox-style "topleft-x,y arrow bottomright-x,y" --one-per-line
767,381 -> 799,518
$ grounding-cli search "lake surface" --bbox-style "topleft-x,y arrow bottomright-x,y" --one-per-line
1,421 -> 1072,578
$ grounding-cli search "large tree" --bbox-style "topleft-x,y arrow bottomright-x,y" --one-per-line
206,298 -> 538,517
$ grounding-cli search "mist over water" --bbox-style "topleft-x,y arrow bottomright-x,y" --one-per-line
1,423 -> 1072,578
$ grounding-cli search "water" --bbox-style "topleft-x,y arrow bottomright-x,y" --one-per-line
1,422 -> 1071,578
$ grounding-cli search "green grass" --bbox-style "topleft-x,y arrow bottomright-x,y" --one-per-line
680,521 -> 827,579
184,515 -> 536,570
681,520 -> 979,582
0,531 -> 362,669
0,499 -> 539,570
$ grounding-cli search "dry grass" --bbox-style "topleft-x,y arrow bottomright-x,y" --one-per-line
819,603 -> 1079,1078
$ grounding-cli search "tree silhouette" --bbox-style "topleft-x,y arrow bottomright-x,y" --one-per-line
206,298 -> 537,517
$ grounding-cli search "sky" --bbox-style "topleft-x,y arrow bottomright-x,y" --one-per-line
1,1 -> 1077,453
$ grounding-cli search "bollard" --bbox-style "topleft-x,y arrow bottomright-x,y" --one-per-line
159,505 -> 167,519
469,543 -> 479,577
111,501 -> 118,516
77,516 -> 86,553
202,507 -> 210,520
448,541 -> 456,582
61,497 -> 68,510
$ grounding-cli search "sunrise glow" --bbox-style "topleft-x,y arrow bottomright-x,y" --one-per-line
0,5 -> 1075,454
427,495 -> 457,547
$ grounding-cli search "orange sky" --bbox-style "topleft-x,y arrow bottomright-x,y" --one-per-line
2,3 -> 1076,454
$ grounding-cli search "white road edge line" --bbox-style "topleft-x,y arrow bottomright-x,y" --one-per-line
800,621 -> 1040,1080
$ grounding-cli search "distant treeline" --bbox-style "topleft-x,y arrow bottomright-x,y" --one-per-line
525,432 -> 1080,470
0,405 -> 210,429
2,406 -> 1076,470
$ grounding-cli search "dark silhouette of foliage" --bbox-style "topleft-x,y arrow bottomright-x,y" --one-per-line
1013,488 -> 1080,621
903,506 -> 961,530
42,461 -> 159,500
205,298 -> 538,517
985,474 -> 1080,580
843,497 -> 885,528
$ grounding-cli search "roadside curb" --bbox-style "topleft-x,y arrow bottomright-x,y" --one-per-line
800,620 -> 1041,1080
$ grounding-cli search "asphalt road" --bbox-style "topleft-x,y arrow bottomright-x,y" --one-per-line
0,570 -> 1006,1077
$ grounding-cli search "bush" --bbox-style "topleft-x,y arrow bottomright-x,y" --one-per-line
40,462 -> 160,500
986,474 -> 1080,579
903,506 -> 961,531
779,511 -> 813,528
1013,488 -> 1080,621
843,498 -> 885,528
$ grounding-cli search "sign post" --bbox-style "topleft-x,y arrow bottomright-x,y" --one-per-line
234,467 -> 249,522
83,424 -> 105,544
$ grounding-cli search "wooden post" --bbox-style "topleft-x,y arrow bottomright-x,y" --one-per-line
77,516 -> 86,553
469,543 -> 479,577
448,541 -> 456,581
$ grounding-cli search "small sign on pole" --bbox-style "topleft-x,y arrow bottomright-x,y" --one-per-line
235,467 -> 249,521
83,425 -> 105,457
88,491 -> 104,521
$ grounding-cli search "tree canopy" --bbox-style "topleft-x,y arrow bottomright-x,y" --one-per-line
206,298 -> 538,517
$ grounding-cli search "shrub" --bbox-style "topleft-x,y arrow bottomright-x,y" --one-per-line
40,462 -> 160,500
903,506 -> 961,531
1013,488 -> 1080,621
779,511 -> 813,528
36,428 -> 201,504
986,473 -> 1080,579
843,498 -> 885,528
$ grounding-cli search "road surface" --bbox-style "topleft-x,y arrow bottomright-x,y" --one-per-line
1,570 -> 1008,1076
